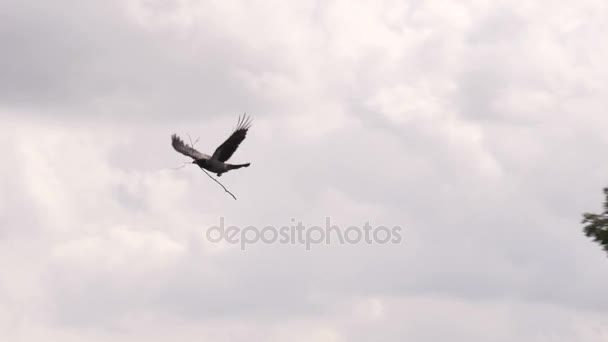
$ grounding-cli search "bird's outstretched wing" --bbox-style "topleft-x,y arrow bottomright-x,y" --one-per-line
212,113 -> 252,162
171,134 -> 210,160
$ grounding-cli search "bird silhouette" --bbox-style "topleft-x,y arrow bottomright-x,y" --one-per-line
172,114 -> 252,177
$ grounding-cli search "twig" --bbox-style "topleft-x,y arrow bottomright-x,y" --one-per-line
201,168 -> 237,200
187,134 -> 199,155
170,161 -> 190,170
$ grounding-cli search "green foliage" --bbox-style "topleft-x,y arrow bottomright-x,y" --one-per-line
582,188 -> 608,256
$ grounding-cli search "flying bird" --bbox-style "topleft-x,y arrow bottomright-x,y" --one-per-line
171,114 -> 252,177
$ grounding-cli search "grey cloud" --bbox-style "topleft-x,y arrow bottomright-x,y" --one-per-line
0,0 -> 278,121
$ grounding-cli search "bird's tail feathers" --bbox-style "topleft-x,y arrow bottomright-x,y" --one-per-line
228,163 -> 250,170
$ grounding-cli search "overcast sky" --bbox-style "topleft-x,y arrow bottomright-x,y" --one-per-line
2,0 -> 608,341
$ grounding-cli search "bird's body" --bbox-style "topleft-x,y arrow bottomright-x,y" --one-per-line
193,158 -> 250,175
171,114 -> 252,176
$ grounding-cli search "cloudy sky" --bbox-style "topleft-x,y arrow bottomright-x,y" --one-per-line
2,0 -> 608,341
